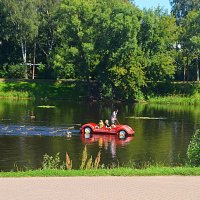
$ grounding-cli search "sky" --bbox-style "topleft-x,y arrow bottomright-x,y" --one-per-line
134,0 -> 171,12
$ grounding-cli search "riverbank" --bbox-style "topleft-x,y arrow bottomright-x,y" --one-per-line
148,94 -> 200,105
146,81 -> 200,105
0,79 -> 200,104
0,79 -> 87,100
0,167 -> 200,177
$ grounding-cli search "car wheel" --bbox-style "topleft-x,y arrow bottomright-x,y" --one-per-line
84,127 -> 92,139
118,130 -> 127,139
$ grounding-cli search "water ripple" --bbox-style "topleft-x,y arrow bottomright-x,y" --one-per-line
0,124 -> 80,137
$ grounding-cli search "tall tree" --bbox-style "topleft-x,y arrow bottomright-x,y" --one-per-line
53,0 -> 142,99
0,1 -> 21,67
180,10 -> 200,82
138,9 -> 178,82
170,0 -> 200,24
1,0 -> 40,78
37,0 -> 60,77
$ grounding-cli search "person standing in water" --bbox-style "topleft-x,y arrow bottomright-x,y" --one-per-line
111,109 -> 118,125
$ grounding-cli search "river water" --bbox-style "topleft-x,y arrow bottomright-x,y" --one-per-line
0,99 -> 199,171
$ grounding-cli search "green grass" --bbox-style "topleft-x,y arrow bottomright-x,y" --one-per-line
146,82 -> 200,105
149,94 -> 200,105
0,167 -> 200,177
0,80 -> 87,100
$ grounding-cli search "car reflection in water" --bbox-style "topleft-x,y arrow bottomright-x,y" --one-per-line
81,134 -> 134,158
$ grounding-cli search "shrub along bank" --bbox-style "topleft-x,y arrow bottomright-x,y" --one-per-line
187,130 -> 200,167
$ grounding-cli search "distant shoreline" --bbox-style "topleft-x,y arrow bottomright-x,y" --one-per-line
0,79 -> 199,104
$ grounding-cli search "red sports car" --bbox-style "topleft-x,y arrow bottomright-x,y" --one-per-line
80,122 -> 135,139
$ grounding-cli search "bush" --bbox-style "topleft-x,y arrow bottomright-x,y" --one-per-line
187,129 -> 200,167
0,64 -> 7,77
41,153 -> 65,170
0,63 -> 27,78
41,147 -> 101,170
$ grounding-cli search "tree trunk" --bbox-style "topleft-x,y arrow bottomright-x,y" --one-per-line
32,42 -> 36,79
183,65 -> 186,82
21,39 -> 28,79
197,57 -> 199,82
186,54 -> 189,82
21,40 -> 27,64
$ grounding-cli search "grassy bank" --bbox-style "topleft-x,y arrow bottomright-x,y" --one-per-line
0,79 -> 200,104
148,94 -> 200,105
0,79 -> 87,100
0,167 -> 200,177
146,82 -> 200,105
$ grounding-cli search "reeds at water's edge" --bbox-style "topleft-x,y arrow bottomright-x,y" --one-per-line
66,146 -> 101,170
66,152 -> 72,170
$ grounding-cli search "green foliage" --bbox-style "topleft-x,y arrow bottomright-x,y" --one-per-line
187,129 -> 200,166
0,0 -> 200,100
170,0 -> 200,24
0,91 -> 30,99
53,0 -> 98,79
180,10 -> 200,54
37,63 -> 45,73
1,0 -> 40,64
53,0 -> 142,99
41,147 -> 101,171
108,54 -> 146,100
37,0 -> 59,61
0,80 -> 200,102
41,153 -> 64,170
0,80 -> 87,100
174,10 -> 200,82
144,81 -> 200,101
0,63 -> 27,78
0,65 -> 7,78
149,94 -> 200,105
138,9 -> 177,83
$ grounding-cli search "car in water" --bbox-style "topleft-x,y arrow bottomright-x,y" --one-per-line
80,122 -> 135,139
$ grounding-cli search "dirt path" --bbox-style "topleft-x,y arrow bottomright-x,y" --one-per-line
0,176 -> 199,200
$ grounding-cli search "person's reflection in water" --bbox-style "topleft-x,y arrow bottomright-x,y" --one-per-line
110,139 -> 116,158
98,137 -> 109,150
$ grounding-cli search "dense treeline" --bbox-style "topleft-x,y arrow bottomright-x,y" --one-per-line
0,0 -> 199,100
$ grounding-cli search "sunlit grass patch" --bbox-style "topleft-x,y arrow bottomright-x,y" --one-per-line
0,81 -> 86,100
0,91 -> 30,99
0,167 -> 200,177
149,94 -> 200,105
